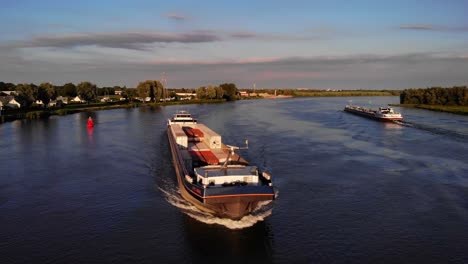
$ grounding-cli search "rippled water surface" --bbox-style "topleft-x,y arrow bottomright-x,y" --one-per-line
1,96 -> 468,263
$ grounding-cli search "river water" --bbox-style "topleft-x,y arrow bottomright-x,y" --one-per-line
1,96 -> 468,263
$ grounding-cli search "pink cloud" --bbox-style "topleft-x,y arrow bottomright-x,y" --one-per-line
255,71 -> 326,80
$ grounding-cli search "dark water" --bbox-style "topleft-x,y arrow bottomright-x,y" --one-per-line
1,96 -> 468,263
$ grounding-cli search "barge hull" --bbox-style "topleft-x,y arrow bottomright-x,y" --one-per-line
167,129 -> 273,220
344,108 -> 403,122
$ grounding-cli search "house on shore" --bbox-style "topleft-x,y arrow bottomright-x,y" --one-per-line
35,100 -> 44,107
56,96 -> 68,104
71,96 -> 84,103
0,91 -> 17,96
0,96 -> 21,108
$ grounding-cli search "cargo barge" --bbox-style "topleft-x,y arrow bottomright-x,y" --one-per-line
167,111 -> 275,220
344,105 -> 403,122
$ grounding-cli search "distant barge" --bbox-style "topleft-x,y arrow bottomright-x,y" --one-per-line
167,111 -> 275,220
344,105 -> 403,121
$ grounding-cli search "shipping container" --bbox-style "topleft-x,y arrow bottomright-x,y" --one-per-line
171,124 -> 188,149
196,124 -> 222,149
188,150 -> 219,165
182,127 -> 204,137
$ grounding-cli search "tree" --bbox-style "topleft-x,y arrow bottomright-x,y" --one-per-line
206,86 -> 216,99
400,86 -> 467,106
219,83 -> 238,101
37,82 -> 56,106
0,82 -> 16,91
63,83 -> 77,97
16,83 -> 36,108
136,80 -> 164,102
215,86 -> 224,99
77,81 -> 97,104
196,87 -> 206,99
121,88 -> 136,102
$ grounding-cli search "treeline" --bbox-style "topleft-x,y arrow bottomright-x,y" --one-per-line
0,81 -> 125,94
0,81 -> 127,109
194,83 -> 238,101
0,80 -> 240,110
400,86 -> 468,105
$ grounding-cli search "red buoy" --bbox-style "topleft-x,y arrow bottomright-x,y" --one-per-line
87,117 -> 94,128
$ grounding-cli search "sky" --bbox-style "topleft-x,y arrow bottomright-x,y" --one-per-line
1,0 -> 467,89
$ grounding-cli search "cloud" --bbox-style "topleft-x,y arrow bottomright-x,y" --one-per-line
145,57 -> 281,66
399,24 -> 468,32
6,29 -> 314,51
143,53 -> 468,67
256,71 -> 325,80
164,13 -> 189,21
2,43 -> 467,89
11,31 -> 221,50
229,31 -> 318,41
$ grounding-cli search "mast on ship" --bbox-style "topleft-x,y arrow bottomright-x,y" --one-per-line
221,140 -> 249,169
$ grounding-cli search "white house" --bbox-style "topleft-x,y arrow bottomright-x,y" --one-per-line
71,96 -> 83,103
48,100 -> 57,107
175,92 -> 194,97
175,92 -> 194,101
0,91 -> 17,96
6,98 -> 21,108
56,96 -> 68,104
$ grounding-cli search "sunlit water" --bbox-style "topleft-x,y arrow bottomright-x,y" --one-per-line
1,96 -> 467,263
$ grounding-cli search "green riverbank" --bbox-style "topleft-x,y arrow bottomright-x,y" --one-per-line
391,104 -> 468,115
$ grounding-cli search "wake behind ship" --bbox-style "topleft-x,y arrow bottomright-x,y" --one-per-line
167,111 -> 275,220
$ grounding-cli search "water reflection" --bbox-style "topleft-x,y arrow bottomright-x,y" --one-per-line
87,126 -> 94,144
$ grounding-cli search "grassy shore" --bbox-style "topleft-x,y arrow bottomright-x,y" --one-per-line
391,104 -> 468,115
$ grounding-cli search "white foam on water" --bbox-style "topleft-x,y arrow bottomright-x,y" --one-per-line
159,186 -> 278,230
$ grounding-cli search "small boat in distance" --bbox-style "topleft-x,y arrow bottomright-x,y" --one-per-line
167,111 -> 275,220
344,105 -> 403,121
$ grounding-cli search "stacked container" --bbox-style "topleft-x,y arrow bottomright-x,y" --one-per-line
196,124 -> 222,149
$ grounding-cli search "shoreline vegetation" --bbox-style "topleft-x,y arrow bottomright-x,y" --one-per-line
390,104 -> 468,115
0,91 -> 394,123
1,80 -> 467,122
0,79 -> 402,123
396,86 -> 467,115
